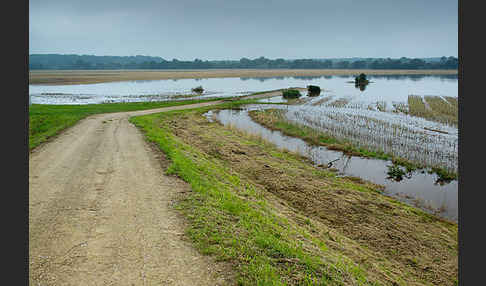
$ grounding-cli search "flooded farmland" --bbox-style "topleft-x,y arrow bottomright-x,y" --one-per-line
31,74 -> 458,221
207,106 -> 458,222
29,74 -> 457,105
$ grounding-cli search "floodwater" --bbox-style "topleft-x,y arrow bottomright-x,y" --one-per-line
208,105 -> 458,222
30,73 -> 458,221
285,102 -> 458,172
29,74 -> 457,105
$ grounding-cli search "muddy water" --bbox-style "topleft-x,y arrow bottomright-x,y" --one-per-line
208,105 -> 458,222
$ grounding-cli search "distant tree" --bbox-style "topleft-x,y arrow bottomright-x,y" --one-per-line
409,58 -> 426,69
239,58 -> 251,68
445,56 -> 458,69
322,60 -> 333,68
351,60 -> 367,69
273,58 -> 286,68
28,54 -> 458,71
336,61 -> 350,69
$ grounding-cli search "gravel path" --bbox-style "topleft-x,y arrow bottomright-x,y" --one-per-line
29,101 -> 232,285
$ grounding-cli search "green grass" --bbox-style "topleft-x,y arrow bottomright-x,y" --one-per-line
128,105 -> 457,285
129,110 -> 382,285
129,107 -> 457,285
28,94 -> 288,151
28,99 -> 221,150
28,84 -> 304,152
282,89 -> 302,99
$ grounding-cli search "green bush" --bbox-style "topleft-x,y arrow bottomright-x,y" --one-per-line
191,86 -> 204,94
354,73 -> 369,84
282,89 -> 302,99
386,165 -> 406,181
307,85 -> 321,96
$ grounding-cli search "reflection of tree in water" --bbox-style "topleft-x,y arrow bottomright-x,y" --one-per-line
355,82 -> 367,91
292,76 -> 325,80
354,73 -> 369,91
434,177 -> 453,186
369,74 -> 458,81
237,73 -> 456,86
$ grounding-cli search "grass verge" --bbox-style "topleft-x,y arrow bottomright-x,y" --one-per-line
131,111 -> 352,285
129,105 -> 457,285
28,99 -> 221,150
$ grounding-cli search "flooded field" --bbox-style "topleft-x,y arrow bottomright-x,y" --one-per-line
31,74 -> 458,221
29,74 -> 457,104
207,106 -> 458,222
286,101 -> 458,172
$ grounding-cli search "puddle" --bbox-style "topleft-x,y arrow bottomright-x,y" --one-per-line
207,105 -> 458,222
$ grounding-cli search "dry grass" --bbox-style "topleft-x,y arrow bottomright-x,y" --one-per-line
29,69 -> 458,85
408,95 -> 458,126
443,96 -> 458,110
408,95 -> 429,119
423,96 -> 457,126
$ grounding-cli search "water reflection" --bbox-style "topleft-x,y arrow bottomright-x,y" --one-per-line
30,74 -> 458,105
209,105 -> 458,222
241,74 -> 457,82
355,82 -> 368,91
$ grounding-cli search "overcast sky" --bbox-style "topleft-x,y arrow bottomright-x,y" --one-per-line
29,0 -> 458,60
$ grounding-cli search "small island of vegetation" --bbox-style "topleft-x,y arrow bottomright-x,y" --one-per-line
354,73 -> 370,91
282,89 -> 302,99
307,85 -> 321,96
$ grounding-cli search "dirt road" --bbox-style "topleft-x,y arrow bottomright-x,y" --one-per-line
29,101 -> 232,285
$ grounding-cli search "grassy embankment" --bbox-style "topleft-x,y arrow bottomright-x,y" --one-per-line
28,99 -> 219,150
130,103 -> 457,286
248,109 -> 457,181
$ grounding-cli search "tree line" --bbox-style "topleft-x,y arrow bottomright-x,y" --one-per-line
29,54 -> 458,70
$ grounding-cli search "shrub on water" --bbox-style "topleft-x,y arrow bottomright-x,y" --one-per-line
386,165 -> 406,181
354,73 -> 369,84
307,85 -> 321,96
192,86 -> 204,94
282,89 -> 302,99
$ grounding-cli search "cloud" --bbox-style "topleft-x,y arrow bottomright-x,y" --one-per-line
29,0 -> 458,59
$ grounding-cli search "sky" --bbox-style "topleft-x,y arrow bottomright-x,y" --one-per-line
29,0 -> 458,60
